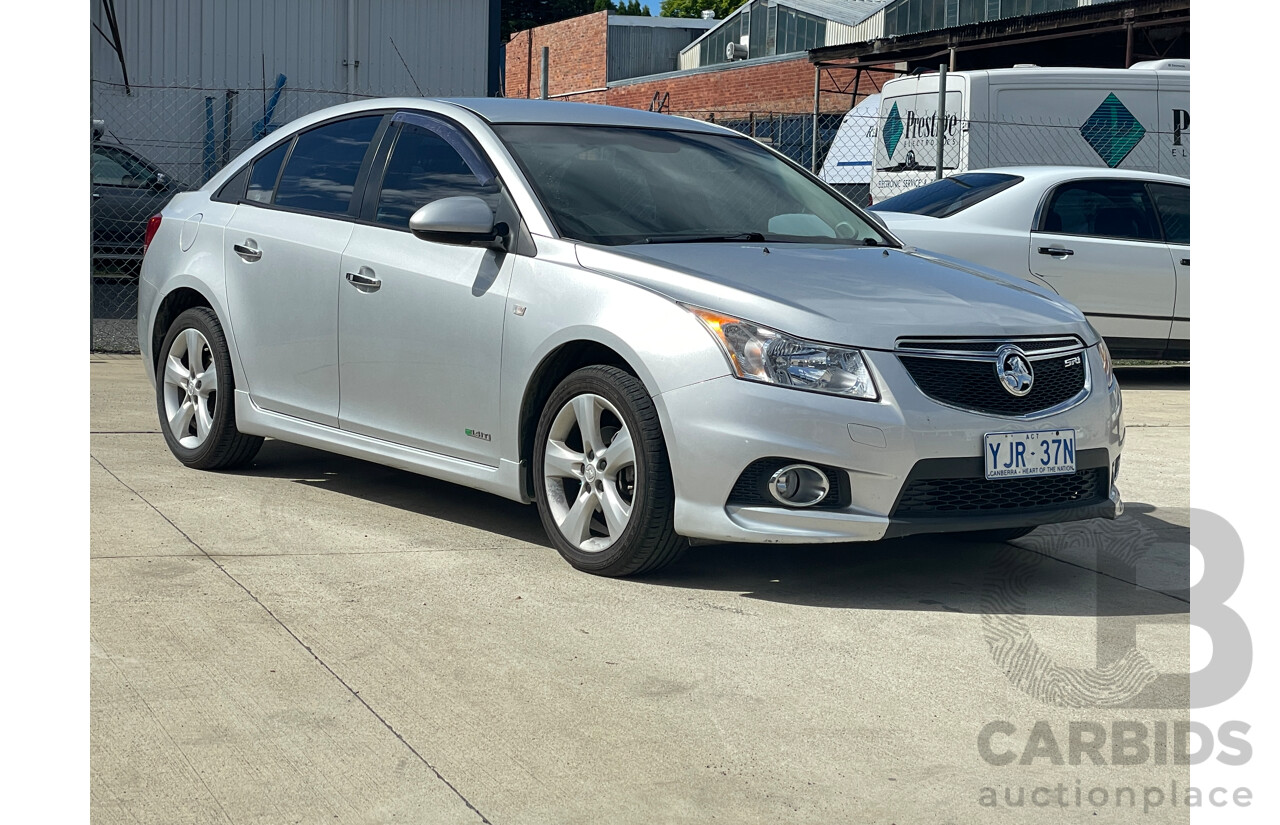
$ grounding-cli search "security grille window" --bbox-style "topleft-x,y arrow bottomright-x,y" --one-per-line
373,120 -> 500,229
244,142 -> 290,204
92,146 -> 156,186
1147,183 -> 1189,245
273,115 -> 382,216
871,172 -> 1022,217
885,0 -> 1085,37
749,0 -> 769,58
773,7 -> 827,54
1040,179 -> 1162,242
700,11 -> 748,66
699,2 -> 829,66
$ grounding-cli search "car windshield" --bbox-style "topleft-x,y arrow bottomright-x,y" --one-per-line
871,173 -> 1023,218
494,124 -> 890,247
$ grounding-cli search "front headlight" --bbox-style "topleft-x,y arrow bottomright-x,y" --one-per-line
688,307 -> 878,400
1098,338 -> 1115,388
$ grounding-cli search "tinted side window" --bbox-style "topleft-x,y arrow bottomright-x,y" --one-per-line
1041,180 -> 1161,241
245,141 -> 290,203
274,116 -> 382,215
1148,183 -> 1189,245
92,146 -> 155,187
374,121 -> 500,228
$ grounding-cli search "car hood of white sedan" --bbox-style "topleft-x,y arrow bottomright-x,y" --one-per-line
575,242 -> 1095,351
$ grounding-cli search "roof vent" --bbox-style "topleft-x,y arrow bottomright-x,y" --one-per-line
701,9 -> 715,19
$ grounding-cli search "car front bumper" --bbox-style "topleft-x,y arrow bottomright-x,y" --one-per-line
654,345 -> 1124,544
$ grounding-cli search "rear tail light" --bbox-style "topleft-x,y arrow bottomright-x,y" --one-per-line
143,214 -> 163,255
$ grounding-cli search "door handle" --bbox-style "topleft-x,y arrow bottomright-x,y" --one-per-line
1037,246 -> 1074,257
345,269 -> 381,291
233,242 -> 262,262
1180,258 -> 1190,266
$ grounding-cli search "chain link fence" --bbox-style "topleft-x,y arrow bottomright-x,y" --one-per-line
676,105 -> 1187,210
91,79 -> 377,352
93,81 -> 1186,351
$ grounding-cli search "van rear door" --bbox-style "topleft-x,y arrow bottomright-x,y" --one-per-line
1155,71 -> 1190,178
870,75 -> 967,203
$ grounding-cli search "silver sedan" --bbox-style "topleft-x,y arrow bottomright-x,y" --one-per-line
871,166 -> 1189,360
137,99 -> 1124,576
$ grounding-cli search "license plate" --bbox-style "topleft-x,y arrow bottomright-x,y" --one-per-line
984,429 -> 1076,479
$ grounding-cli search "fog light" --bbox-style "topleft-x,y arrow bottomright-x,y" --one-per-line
1113,456 -> 1122,483
767,464 -> 830,507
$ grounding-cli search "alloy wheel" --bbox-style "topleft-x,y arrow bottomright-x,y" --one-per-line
161,327 -> 218,449
542,393 -> 638,553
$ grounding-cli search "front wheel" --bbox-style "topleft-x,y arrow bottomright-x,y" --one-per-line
156,307 -> 263,470
533,366 -> 685,576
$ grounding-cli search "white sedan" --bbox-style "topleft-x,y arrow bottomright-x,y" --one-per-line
870,166 -> 1189,360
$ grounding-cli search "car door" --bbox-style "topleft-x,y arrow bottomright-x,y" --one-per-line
223,114 -> 386,427
1029,178 -> 1175,357
1148,182 -> 1190,359
337,112 -> 515,465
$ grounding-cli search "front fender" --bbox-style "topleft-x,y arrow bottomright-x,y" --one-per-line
499,242 -> 730,465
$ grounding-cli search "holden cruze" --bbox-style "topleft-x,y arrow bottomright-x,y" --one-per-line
138,98 -> 1124,576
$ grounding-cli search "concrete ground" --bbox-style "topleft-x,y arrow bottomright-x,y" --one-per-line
91,357 -> 1190,824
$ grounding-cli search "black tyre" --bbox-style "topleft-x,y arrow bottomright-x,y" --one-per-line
533,366 -> 686,576
155,306 -> 263,470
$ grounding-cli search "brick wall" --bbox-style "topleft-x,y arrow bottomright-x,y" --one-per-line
504,12 -> 889,114
505,11 -> 609,101
605,58 -> 886,114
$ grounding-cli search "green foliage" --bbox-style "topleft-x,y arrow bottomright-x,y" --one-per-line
503,1 -> 598,40
659,0 -> 746,19
594,0 -> 652,13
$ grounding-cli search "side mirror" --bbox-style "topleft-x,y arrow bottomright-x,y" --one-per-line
409,196 -> 507,250
151,171 -> 170,189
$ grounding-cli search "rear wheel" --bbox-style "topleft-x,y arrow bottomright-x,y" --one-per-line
534,366 -> 685,576
156,307 -> 263,470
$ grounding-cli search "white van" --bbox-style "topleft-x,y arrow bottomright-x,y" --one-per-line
868,60 -> 1189,203
818,93 -> 880,205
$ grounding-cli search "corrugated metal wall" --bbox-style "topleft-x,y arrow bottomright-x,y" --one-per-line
825,10 -> 885,46
91,0 -> 492,94
608,25 -> 711,82
91,0 -> 495,187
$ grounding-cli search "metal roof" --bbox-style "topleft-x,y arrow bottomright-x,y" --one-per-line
681,0 -> 890,57
783,0 -> 890,27
607,14 -> 718,29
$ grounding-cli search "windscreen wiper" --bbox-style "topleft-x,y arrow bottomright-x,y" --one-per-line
636,232 -> 767,244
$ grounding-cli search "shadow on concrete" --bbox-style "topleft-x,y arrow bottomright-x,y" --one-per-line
1114,364 -> 1189,390
229,443 -> 1188,618
635,504 -> 1189,617
231,439 -> 551,548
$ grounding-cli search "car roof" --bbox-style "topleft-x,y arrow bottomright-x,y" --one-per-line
270,96 -> 737,135
970,166 -> 1190,186
440,97 -> 734,133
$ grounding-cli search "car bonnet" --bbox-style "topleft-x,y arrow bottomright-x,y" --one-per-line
575,242 -> 1096,351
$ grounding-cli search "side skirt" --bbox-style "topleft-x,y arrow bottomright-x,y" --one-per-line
234,390 -> 530,504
